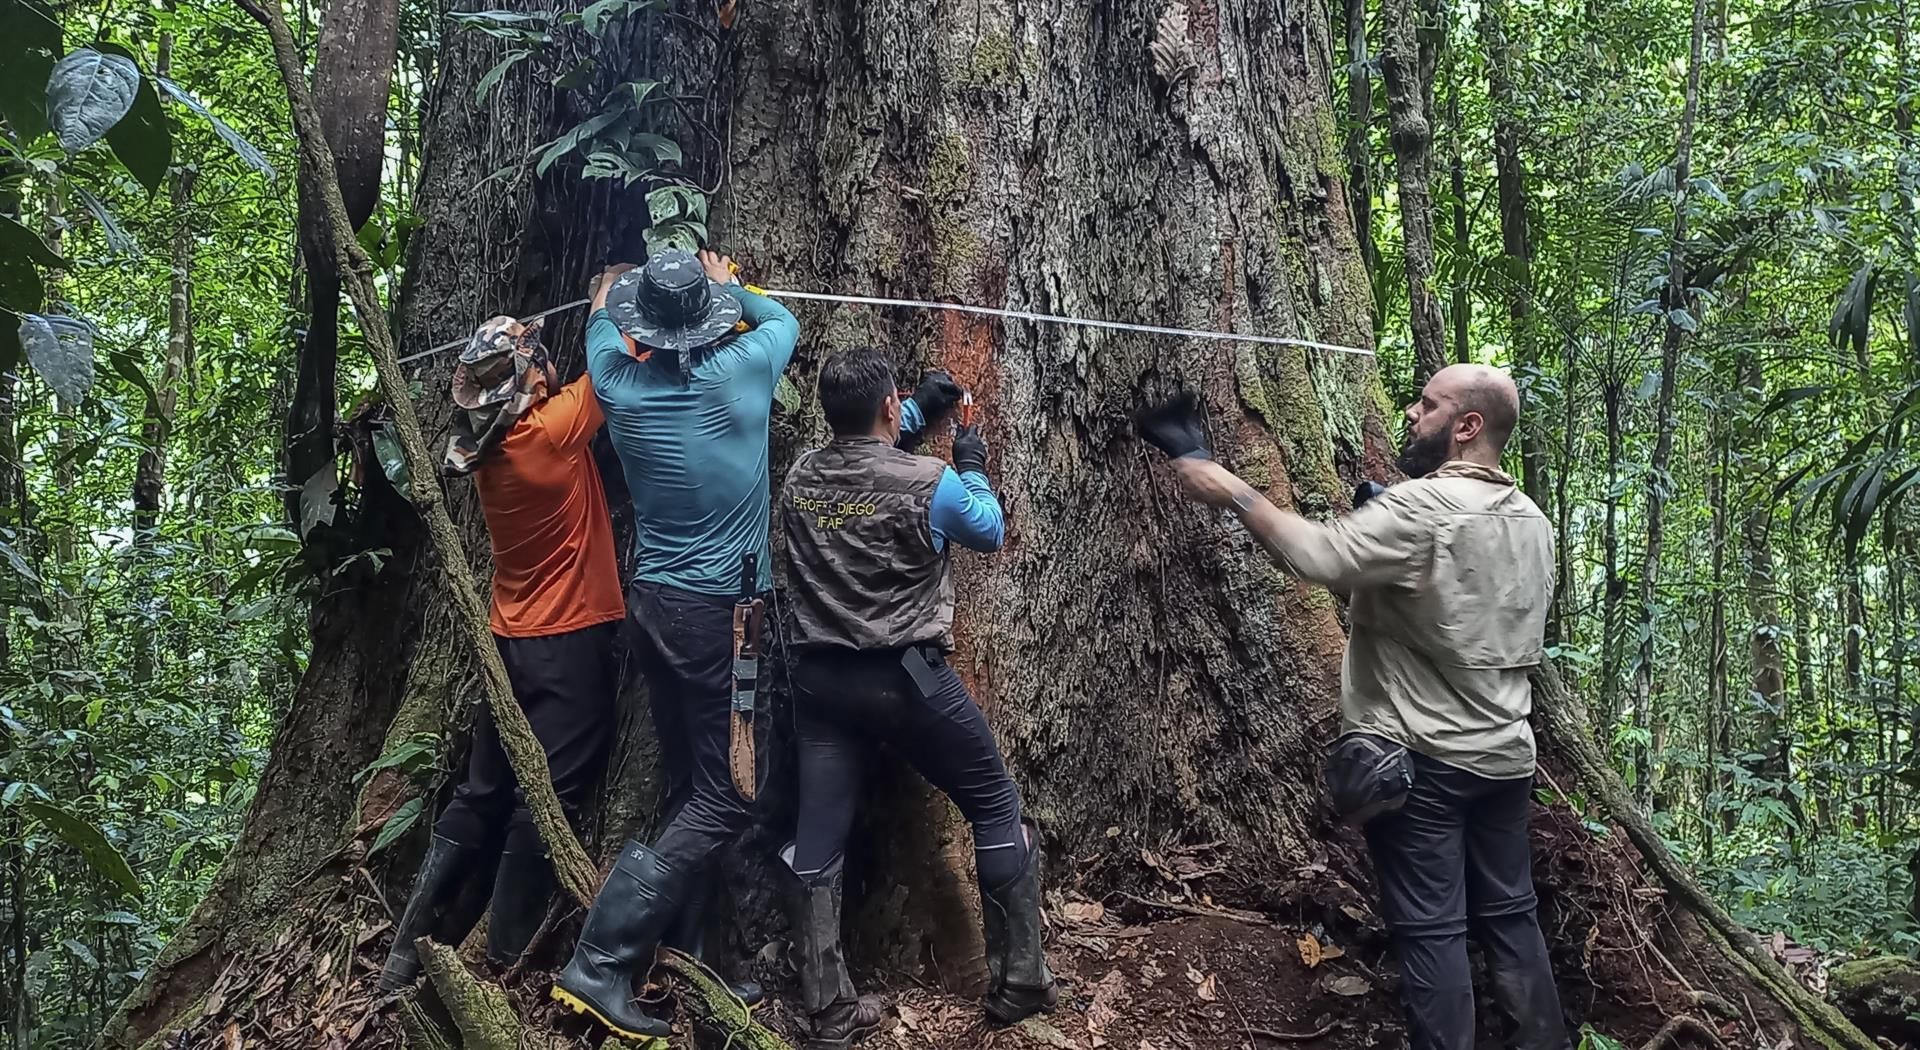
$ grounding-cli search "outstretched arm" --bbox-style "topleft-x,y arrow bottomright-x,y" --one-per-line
1170,458 -> 1429,590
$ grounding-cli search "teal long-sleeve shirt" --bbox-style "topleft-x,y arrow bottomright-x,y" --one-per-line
585,287 -> 799,595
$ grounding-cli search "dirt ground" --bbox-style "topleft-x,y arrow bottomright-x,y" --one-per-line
170,797 -> 1790,1050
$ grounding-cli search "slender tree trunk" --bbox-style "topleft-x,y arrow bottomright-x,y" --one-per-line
1630,0 -> 1706,802
1601,368 -> 1625,734
1737,353 -> 1792,818
1345,0 -> 1376,276
1380,0 -> 1448,378
285,0 -> 402,536
1707,419 -> 1731,846
133,34 -> 196,685
1447,72 -> 1469,363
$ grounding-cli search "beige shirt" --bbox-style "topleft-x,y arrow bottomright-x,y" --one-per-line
1264,461 -> 1554,779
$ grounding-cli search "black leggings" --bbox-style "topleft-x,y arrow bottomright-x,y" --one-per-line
435,621 -> 619,855
790,647 -> 1028,889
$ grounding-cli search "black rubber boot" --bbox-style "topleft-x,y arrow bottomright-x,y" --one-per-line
485,845 -> 557,970
979,826 -> 1057,1025
550,840 -> 684,1042
664,869 -> 765,1007
789,854 -> 885,1050
379,835 -> 487,991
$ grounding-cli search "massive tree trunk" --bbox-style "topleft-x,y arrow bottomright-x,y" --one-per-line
105,1 -> 1849,1049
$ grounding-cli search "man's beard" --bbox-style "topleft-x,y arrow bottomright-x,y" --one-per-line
1394,424 -> 1453,478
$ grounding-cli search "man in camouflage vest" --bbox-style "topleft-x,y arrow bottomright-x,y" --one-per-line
778,347 -> 1057,1049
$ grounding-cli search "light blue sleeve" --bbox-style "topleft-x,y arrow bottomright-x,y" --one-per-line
584,309 -> 643,406
928,467 -> 1004,553
901,398 -> 926,435
733,287 -> 799,384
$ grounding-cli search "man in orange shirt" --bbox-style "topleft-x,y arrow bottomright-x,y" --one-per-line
378,315 -> 625,990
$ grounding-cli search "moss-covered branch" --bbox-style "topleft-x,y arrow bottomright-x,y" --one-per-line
232,0 -> 598,907
658,949 -> 796,1050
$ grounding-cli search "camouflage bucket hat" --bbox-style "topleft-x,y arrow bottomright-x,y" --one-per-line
444,315 -> 554,475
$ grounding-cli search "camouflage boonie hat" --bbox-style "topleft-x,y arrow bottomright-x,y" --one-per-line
444,315 -> 554,476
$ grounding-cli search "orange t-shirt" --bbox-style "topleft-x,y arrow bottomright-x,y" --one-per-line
474,376 -> 625,637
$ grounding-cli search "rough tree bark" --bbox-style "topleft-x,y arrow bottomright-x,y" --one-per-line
104,0 -> 1865,1048
1380,0 -> 1448,378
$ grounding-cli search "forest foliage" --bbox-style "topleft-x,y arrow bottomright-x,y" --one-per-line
2,0 -> 1920,1043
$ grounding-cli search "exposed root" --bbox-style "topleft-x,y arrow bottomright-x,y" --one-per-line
418,940 -> 524,1050
394,997 -> 456,1050
657,948 -> 795,1050
1638,1016 -> 1731,1050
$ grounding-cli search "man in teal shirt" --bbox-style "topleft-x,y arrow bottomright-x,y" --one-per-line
552,248 -> 796,1041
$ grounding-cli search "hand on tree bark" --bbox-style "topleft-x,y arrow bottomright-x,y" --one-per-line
698,248 -> 741,285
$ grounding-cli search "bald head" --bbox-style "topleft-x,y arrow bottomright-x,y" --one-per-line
1397,364 -> 1521,476
1430,364 -> 1520,452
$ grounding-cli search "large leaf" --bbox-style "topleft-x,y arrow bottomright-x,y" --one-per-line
0,237 -> 46,316
0,0 -> 60,140
474,49 -> 530,104
0,215 -> 67,269
22,800 -> 141,899
95,42 -> 170,194
0,310 -> 21,374
20,313 -> 95,404
45,47 -> 140,152
157,76 -> 274,178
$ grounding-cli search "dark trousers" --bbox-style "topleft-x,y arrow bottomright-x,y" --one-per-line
629,581 -> 756,872
435,621 -> 619,855
1363,754 -> 1570,1050
791,646 -> 1028,889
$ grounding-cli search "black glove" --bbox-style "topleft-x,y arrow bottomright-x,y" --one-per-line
1353,481 -> 1388,509
953,425 -> 989,476
1135,391 -> 1211,459
911,370 -> 964,425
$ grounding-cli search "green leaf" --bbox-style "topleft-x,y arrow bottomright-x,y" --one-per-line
616,79 -> 660,110
535,110 -> 619,176
72,185 -> 134,255
62,938 -> 98,966
156,76 -> 274,178
474,49 -> 530,104
581,0 -> 636,36
0,215 -> 67,269
23,800 -> 141,899
94,43 -> 170,194
633,132 -> 681,165
21,313 -> 95,404
108,344 -> 159,415
356,735 -> 439,782
45,47 -> 139,152
0,243 -> 46,316
0,0 -> 60,140
774,374 -> 800,415
368,797 -> 424,856
0,310 -> 21,373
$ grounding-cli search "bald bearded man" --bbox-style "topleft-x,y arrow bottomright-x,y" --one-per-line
1155,364 -> 1568,1050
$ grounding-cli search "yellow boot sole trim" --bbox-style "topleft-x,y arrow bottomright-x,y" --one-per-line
549,985 -> 670,1047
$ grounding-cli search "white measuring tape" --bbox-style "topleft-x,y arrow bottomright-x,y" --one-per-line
396,287 -> 1376,364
